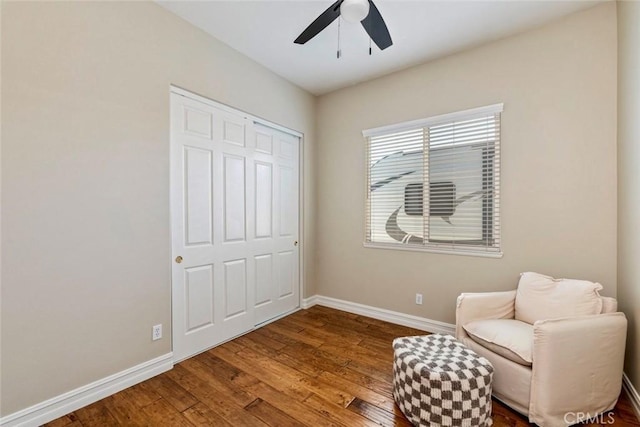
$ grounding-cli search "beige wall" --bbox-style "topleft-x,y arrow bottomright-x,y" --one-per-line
0,1 -> 315,415
315,3 -> 617,324
617,0 -> 640,393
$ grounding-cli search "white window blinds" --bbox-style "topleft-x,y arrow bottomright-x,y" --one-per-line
363,104 -> 502,257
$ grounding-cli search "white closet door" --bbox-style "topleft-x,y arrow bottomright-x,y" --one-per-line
171,93 -> 299,361
253,123 -> 300,325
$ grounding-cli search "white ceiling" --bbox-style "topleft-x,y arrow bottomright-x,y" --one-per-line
158,0 -> 602,95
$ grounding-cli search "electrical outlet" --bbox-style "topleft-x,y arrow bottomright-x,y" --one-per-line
152,324 -> 162,341
415,293 -> 423,305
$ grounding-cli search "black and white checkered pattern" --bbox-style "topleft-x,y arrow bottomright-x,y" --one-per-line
392,334 -> 494,427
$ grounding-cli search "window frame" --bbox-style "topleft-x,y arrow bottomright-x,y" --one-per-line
362,104 -> 503,258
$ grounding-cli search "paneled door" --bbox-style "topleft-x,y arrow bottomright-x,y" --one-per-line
170,91 -> 300,362
252,123 -> 300,325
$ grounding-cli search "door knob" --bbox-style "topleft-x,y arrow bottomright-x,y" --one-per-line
175,256 -> 183,264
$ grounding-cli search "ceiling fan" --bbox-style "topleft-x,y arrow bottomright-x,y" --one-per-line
294,0 -> 393,52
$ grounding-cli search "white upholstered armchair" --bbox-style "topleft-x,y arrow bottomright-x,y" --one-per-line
456,272 -> 627,427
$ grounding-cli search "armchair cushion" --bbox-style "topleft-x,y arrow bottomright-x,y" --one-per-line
463,319 -> 533,366
515,272 -> 603,324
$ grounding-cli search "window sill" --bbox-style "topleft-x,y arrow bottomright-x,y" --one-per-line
363,242 -> 503,259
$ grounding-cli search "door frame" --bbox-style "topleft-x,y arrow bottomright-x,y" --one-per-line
169,85 -> 305,359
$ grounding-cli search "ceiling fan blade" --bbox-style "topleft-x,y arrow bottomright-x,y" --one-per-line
361,0 -> 392,50
294,0 -> 343,45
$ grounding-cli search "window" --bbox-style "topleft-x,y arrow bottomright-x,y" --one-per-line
363,104 -> 502,257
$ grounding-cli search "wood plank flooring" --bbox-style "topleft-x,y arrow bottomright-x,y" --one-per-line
46,306 -> 640,427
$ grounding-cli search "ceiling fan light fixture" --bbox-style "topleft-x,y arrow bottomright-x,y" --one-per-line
341,0 -> 370,23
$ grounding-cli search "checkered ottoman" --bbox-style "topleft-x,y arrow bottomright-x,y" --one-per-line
392,334 -> 494,427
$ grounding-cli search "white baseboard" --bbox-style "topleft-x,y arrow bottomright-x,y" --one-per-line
0,353 -> 173,427
302,295 -> 455,335
301,295 -> 319,309
623,373 -> 640,421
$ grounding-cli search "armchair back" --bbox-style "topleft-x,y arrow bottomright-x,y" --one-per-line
515,272 -> 606,324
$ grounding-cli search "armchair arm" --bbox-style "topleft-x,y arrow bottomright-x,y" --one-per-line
529,312 -> 627,426
455,291 -> 516,340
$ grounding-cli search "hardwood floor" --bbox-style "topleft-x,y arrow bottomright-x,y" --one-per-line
46,306 -> 640,427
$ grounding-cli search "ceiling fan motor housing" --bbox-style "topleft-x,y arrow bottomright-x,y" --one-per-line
341,0 -> 371,23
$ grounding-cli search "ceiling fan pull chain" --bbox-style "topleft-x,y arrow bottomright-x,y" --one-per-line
337,16 -> 342,59
369,36 -> 372,55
